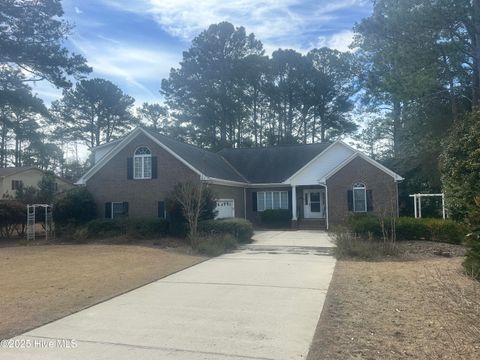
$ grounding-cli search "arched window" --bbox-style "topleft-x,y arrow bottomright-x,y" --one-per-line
353,182 -> 367,212
134,146 -> 152,179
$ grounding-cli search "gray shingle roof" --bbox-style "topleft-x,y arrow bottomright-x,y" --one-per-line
0,166 -> 35,177
218,143 -> 332,183
145,129 -> 247,183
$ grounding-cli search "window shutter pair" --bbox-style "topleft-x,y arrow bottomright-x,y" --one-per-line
127,157 -> 157,179
347,190 -> 374,211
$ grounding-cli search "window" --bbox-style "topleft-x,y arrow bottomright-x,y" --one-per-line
11,180 -> 23,190
133,146 -> 152,179
256,191 -> 288,211
111,202 -> 128,219
353,183 -> 367,212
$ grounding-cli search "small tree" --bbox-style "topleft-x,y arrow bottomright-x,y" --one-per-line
36,172 -> 56,204
53,187 -> 97,226
171,182 -> 216,247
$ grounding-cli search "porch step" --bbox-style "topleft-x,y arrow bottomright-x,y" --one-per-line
298,219 -> 326,230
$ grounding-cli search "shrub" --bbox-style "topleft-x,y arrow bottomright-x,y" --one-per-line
333,230 -> 398,260
464,197 -> 480,278
197,233 -> 237,256
0,200 -> 25,238
260,209 -> 291,228
71,218 -> 169,241
348,214 -> 383,237
53,187 -> 97,226
348,215 -> 467,244
198,218 -> 254,243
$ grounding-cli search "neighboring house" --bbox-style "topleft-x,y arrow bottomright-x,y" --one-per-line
0,167 -> 75,200
77,127 -> 403,229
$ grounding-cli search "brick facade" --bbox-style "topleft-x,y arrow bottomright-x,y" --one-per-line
326,156 -> 398,227
209,184 -> 245,219
86,133 -> 200,218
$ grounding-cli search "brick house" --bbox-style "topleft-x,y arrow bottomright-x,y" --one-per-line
76,127 -> 403,229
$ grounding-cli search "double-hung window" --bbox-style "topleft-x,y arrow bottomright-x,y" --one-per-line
134,147 -> 152,179
353,183 -> 367,212
257,191 -> 288,211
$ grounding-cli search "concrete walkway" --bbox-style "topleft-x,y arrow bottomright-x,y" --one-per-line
2,231 -> 336,360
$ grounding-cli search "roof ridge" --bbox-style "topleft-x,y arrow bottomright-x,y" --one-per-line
219,141 -> 332,152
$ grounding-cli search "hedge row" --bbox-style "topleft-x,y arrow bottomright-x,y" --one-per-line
66,218 -> 169,242
260,209 -> 291,228
348,215 -> 467,244
198,218 -> 254,243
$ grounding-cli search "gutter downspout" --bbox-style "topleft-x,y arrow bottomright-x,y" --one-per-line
243,187 -> 247,219
325,184 -> 329,230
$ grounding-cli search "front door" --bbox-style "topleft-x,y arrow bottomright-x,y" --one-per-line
304,190 -> 325,218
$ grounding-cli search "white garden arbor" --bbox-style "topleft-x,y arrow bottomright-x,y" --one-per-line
409,193 -> 446,219
26,204 -> 54,242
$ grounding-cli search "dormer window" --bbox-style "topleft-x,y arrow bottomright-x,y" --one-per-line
134,146 -> 152,179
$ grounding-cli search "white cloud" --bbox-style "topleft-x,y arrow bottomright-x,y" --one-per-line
314,30 -> 354,52
70,36 -> 181,101
74,6 -> 83,14
101,0 -> 368,53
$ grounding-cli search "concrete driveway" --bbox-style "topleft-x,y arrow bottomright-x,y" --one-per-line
2,231 -> 336,360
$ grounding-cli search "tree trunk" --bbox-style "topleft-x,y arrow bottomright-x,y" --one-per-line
392,100 -> 402,158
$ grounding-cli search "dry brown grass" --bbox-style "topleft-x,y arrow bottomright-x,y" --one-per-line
0,243 -> 206,340
308,243 -> 480,360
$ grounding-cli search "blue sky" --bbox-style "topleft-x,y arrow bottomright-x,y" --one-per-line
33,0 -> 372,106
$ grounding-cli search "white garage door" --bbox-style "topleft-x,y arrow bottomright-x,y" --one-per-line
215,199 -> 235,219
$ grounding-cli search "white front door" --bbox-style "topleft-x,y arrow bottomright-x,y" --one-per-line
215,199 -> 235,219
303,190 -> 326,219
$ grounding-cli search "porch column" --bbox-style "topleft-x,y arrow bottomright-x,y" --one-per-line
292,185 -> 297,221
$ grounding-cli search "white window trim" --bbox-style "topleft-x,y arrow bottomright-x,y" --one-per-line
353,183 -> 367,213
111,202 -> 125,219
133,146 -> 152,180
257,191 -> 289,211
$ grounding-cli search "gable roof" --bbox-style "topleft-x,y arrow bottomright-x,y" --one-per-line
77,127 -> 403,186
0,166 -> 36,177
218,142 -> 332,183
143,129 -> 247,183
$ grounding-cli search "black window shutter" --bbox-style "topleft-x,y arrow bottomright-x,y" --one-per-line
151,156 -> 158,179
252,192 -> 257,211
123,202 -> 129,216
127,158 -> 133,179
105,202 -> 112,219
347,190 -> 353,211
288,190 -> 292,211
366,190 -> 373,211
158,201 -> 165,218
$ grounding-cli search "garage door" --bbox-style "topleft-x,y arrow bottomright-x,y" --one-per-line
215,199 -> 235,219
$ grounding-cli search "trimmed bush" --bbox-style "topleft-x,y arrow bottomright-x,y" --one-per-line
197,233 -> 237,256
53,187 -> 97,226
198,218 -> 254,243
73,218 -> 169,241
348,215 -> 467,244
464,197 -> 480,278
260,209 -> 292,228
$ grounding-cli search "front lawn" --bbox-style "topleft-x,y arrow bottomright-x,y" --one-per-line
307,241 -> 480,359
0,243 -> 205,339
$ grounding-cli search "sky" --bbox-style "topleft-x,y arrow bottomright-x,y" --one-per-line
32,0 -> 373,106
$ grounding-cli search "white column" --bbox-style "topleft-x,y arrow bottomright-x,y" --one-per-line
442,193 -> 446,219
292,185 -> 297,221
418,196 -> 422,218
414,194 -> 418,218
